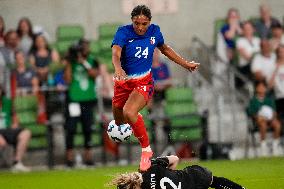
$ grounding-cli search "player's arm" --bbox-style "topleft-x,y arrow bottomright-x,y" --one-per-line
158,44 -> 199,72
152,155 -> 179,170
112,45 -> 127,80
166,155 -> 179,170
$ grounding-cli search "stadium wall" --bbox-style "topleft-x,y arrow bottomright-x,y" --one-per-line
1,0 -> 284,51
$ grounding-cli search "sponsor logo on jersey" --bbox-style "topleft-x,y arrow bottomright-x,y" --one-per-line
128,39 -> 134,42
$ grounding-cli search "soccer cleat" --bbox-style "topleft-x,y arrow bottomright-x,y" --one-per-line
139,151 -> 153,172
11,162 -> 31,172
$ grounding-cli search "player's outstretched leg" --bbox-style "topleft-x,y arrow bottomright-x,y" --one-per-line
211,176 -> 245,189
123,90 -> 153,172
130,113 -> 153,171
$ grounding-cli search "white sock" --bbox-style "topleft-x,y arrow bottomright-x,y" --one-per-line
273,138 -> 280,147
142,146 -> 152,152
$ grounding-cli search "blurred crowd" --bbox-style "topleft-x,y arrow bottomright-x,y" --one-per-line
216,4 -> 284,157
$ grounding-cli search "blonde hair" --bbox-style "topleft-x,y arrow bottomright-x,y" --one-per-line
107,172 -> 143,189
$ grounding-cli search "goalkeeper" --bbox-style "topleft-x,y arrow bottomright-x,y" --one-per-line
109,155 -> 245,189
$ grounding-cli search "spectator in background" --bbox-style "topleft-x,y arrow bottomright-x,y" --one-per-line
254,4 -> 280,39
29,34 -> 59,84
54,56 -> 67,91
0,16 -> 5,87
0,16 -> 5,47
0,85 -> 31,172
251,39 -> 276,83
64,40 -> 99,167
0,30 -> 19,67
16,17 -> 34,59
151,48 -> 172,104
247,80 -> 282,157
269,22 -> 284,52
96,63 -> 114,105
220,8 -> 243,62
13,50 -> 39,95
236,21 -> 260,87
0,30 -> 19,93
269,45 -> 284,119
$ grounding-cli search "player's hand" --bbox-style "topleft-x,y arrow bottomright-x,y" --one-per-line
187,61 -> 200,72
114,68 -> 128,81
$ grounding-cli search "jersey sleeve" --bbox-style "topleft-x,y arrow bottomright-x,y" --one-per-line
111,27 -> 127,48
155,26 -> 165,47
151,156 -> 169,167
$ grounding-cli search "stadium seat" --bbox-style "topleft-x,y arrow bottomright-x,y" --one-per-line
98,23 -> 121,39
97,53 -> 114,73
56,25 -> 84,41
165,87 -> 194,103
164,87 -> 207,144
14,95 -> 53,167
90,40 -> 100,56
55,40 -> 74,56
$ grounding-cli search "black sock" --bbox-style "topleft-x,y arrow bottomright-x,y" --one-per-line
211,176 -> 244,189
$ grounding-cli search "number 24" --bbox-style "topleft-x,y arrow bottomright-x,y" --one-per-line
135,47 -> 148,59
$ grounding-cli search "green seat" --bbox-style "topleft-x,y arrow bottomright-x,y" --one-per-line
98,23 -> 121,39
98,38 -> 113,52
90,40 -> 100,56
57,25 -> 84,41
97,54 -> 113,73
170,115 -> 202,128
165,103 -> 198,117
165,87 -> 194,102
55,40 -> 74,56
170,127 -> 202,142
26,124 -> 47,135
14,95 -> 49,150
29,137 -> 48,149
164,87 -> 205,143
14,95 -> 37,112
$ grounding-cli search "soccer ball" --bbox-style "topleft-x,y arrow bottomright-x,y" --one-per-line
107,120 -> 132,143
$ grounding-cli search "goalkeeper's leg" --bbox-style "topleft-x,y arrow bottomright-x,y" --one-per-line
211,176 -> 245,189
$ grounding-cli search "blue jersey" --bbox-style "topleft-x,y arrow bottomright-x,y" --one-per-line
112,24 -> 164,78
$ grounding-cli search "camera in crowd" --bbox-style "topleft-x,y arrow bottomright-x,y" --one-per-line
67,38 -> 90,62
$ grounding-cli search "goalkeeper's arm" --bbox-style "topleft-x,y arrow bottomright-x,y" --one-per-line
151,155 -> 179,170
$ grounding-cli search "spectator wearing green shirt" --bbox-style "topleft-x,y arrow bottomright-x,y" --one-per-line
0,85 -> 31,172
248,80 -> 282,157
64,39 -> 99,167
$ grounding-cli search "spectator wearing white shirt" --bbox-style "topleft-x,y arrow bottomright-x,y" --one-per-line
270,22 -> 284,52
236,21 -> 260,87
269,45 -> 284,118
251,39 -> 276,83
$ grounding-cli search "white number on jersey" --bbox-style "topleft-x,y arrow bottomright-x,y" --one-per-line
135,47 -> 148,59
160,177 -> 181,189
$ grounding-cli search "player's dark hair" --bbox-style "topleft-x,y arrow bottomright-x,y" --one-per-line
254,79 -> 267,88
131,5 -> 152,20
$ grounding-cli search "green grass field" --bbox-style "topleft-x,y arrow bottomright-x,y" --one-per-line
0,157 -> 283,189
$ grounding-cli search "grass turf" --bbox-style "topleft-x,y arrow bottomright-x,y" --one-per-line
0,157 -> 283,189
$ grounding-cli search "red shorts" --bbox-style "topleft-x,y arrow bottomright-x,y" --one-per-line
112,73 -> 154,109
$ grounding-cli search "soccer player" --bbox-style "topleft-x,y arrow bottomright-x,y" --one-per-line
110,155 -> 246,189
111,4 -> 199,171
